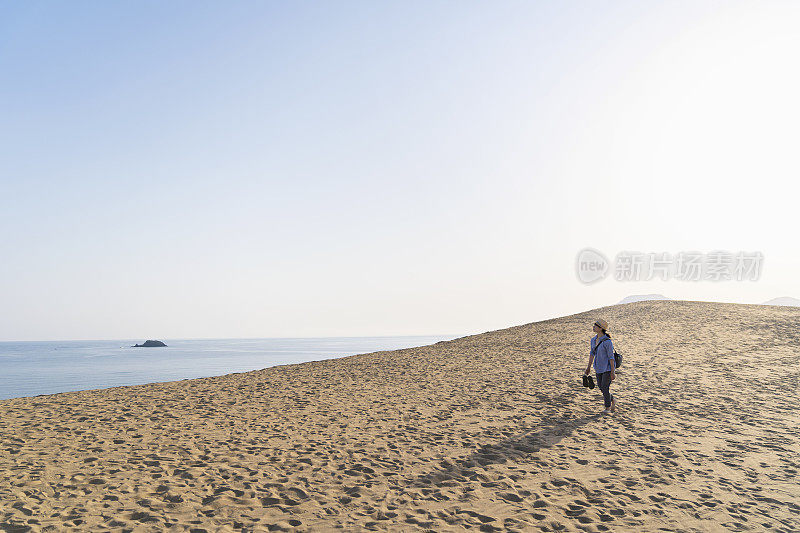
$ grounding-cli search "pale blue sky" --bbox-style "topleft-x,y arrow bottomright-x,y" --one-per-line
2,2 -> 798,341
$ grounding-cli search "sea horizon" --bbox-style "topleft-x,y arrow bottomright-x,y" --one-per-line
0,333 -> 463,344
0,334 -> 461,401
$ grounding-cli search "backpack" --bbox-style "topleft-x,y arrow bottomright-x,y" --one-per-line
595,338 -> 622,369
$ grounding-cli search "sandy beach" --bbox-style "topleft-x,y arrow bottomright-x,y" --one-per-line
1,299 -> 798,532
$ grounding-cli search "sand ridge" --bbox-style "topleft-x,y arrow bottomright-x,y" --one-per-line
1,300 -> 799,532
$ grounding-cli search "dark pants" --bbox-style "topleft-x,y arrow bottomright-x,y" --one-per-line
596,371 -> 614,409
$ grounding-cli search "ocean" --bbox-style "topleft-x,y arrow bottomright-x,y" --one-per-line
0,335 -> 457,401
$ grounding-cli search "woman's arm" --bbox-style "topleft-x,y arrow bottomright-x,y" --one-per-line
607,340 -> 616,380
585,340 -> 594,374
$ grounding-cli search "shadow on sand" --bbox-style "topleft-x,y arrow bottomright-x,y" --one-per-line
409,412 -> 603,488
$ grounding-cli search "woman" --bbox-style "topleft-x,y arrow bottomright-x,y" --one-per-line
584,318 -> 616,414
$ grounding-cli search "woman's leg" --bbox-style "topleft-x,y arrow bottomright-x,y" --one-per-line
597,372 -> 612,409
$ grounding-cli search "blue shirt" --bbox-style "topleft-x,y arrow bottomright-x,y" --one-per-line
591,334 -> 615,373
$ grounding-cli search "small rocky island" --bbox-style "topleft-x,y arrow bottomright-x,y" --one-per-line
132,340 -> 167,347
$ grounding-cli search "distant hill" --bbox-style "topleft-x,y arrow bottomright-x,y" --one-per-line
762,297 -> 800,307
618,294 -> 671,305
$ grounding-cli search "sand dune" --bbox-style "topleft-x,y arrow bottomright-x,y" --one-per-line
1,300 -> 799,532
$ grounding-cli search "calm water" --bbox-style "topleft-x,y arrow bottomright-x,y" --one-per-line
0,335 -> 457,400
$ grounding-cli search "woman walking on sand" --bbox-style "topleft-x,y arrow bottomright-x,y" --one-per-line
585,319 -> 616,415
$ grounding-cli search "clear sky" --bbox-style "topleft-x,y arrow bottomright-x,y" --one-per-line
1,1 -> 798,341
